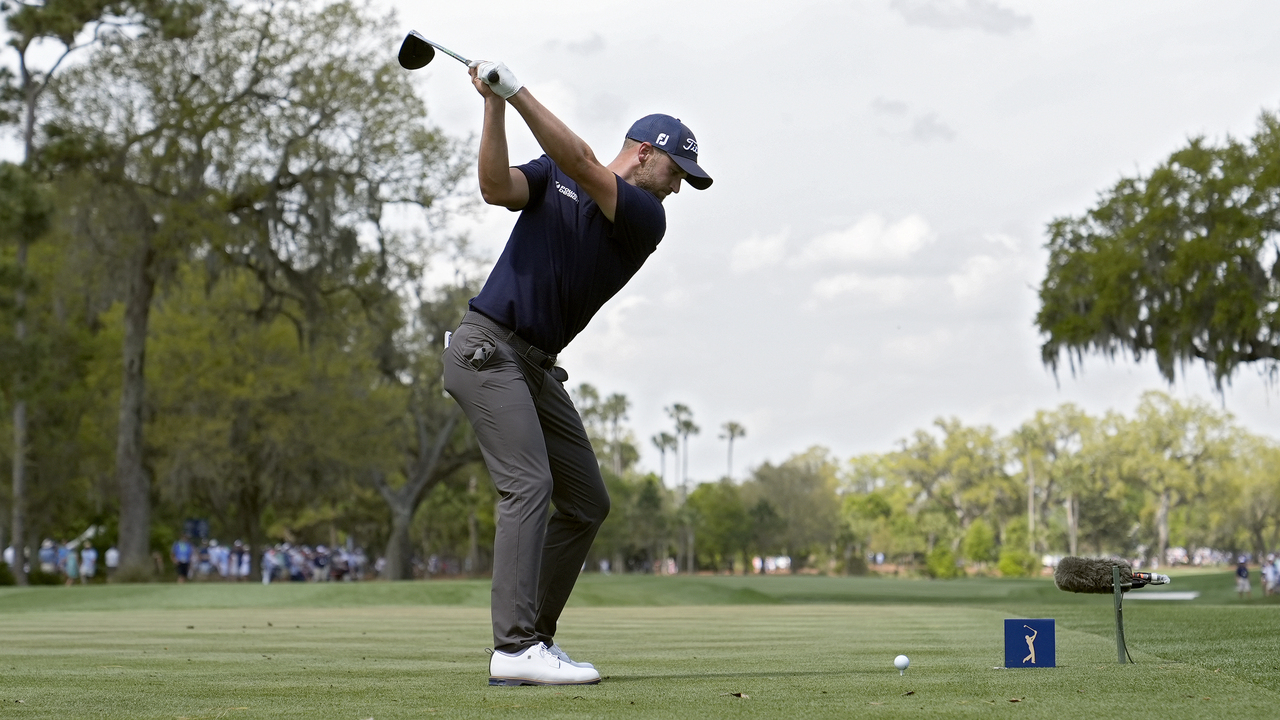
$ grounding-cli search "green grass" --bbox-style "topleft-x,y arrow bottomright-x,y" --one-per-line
0,572 -> 1277,719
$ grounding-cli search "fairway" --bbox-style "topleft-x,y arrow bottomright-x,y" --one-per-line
1,574 -> 1277,719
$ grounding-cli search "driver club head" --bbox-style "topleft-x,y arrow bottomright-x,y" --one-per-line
398,31 -> 435,70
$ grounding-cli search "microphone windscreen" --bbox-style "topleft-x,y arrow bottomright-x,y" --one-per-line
1054,556 -> 1134,593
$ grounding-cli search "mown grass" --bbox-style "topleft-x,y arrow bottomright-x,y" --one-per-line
0,571 -> 1276,719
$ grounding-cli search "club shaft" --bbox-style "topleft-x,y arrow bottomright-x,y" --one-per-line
427,40 -> 471,66
411,32 -> 500,83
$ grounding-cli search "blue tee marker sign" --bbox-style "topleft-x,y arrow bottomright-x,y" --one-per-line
1004,619 -> 1055,668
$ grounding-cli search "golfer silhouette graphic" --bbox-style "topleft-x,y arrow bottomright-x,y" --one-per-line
1022,625 -> 1038,664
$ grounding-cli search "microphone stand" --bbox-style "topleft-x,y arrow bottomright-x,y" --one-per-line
1112,565 -> 1132,663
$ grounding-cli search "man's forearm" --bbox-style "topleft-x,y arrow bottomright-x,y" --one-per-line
478,95 -> 513,198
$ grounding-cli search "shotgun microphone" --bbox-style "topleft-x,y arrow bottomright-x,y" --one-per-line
1129,571 -> 1171,589
1053,556 -> 1171,593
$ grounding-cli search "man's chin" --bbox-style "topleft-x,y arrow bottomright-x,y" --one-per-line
635,179 -> 666,202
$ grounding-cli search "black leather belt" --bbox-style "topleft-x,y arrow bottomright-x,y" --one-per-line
461,311 -> 558,372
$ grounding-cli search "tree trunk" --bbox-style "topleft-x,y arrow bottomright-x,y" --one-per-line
466,475 -> 480,575
9,240 -> 28,586
1066,493 -> 1078,557
1252,526 -> 1267,562
239,478 -> 263,581
1154,488 -> 1170,568
384,505 -> 414,580
10,401 -> 27,585
685,525 -> 695,574
1025,453 -> 1036,554
116,242 -> 156,577
375,404 -> 466,580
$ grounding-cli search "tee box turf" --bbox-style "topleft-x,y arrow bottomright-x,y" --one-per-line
1004,618 -> 1055,668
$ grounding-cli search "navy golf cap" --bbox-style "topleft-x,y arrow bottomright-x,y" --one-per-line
625,114 -> 712,190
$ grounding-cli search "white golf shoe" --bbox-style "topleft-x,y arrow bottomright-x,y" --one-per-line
489,642 -> 601,686
547,643 -> 595,669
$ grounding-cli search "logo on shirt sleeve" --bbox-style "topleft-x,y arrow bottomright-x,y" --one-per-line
555,181 -> 579,203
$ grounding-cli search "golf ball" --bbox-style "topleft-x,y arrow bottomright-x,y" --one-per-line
894,655 -> 910,672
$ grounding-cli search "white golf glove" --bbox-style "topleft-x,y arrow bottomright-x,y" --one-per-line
474,61 -> 522,99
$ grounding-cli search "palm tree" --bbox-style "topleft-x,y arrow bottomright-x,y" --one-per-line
601,393 -> 631,475
665,404 -> 700,496
665,403 -> 699,574
720,421 -> 746,479
651,432 -> 678,484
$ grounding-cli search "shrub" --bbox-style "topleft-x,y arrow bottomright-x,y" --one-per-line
926,546 -> 962,579
961,519 -> 996,565
27,567 -> 63,585
112,563 -> 157,584
997,548 -> 1039,578
844,554 -> 870,576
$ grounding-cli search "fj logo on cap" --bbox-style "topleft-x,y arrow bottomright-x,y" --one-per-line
655,133 -> 669,146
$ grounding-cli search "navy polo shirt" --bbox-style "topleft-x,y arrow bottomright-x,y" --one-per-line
470,155 -> 667,354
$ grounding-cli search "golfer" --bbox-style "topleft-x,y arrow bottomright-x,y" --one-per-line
442,60 -> 711,686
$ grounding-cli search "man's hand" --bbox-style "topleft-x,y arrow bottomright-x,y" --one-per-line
471,61 -> 522,100
469,62 -> 499,99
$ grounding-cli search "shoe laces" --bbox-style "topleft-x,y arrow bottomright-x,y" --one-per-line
547,643 -> 572,663
535,642 -> 560,665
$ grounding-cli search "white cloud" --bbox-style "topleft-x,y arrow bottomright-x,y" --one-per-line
729,230 -> 789,273
890,0 -> 1033,35
795,214 -> 934,266
658,286 -> 691,310
984,232 -> 1022,251
544,33 -> 606,55
579,295 -> 650,362
579,91 -> 628,127
947,244 -> 1037,302
565,33 -> 605,55
810,273 -> 915,304
947,255 -> 1006,299
911,112 -> 957,142
871,99 -> 957,144
871,97 -> 910,116
882,329 -> 955,366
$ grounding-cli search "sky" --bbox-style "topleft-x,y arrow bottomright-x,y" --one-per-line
394,0 -> 1280,486
5,0 -> 1274,484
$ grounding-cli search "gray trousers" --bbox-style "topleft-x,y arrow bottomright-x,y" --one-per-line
442,318 -> 609,654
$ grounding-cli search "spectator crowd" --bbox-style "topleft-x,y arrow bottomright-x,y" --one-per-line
2,538 -> 118,584
1239,554 -> 1280,599
167,536 -> 373,583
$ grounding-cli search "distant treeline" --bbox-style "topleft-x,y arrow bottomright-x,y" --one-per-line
580,390 -> 1279,579
1,0 -> 1276,585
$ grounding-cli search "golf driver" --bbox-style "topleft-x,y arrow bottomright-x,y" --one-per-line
398,30 -> 500,83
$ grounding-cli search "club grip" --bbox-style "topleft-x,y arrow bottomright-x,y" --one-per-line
486,70 -> 500,84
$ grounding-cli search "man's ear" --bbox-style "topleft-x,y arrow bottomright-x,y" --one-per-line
635,141 -> 653,164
